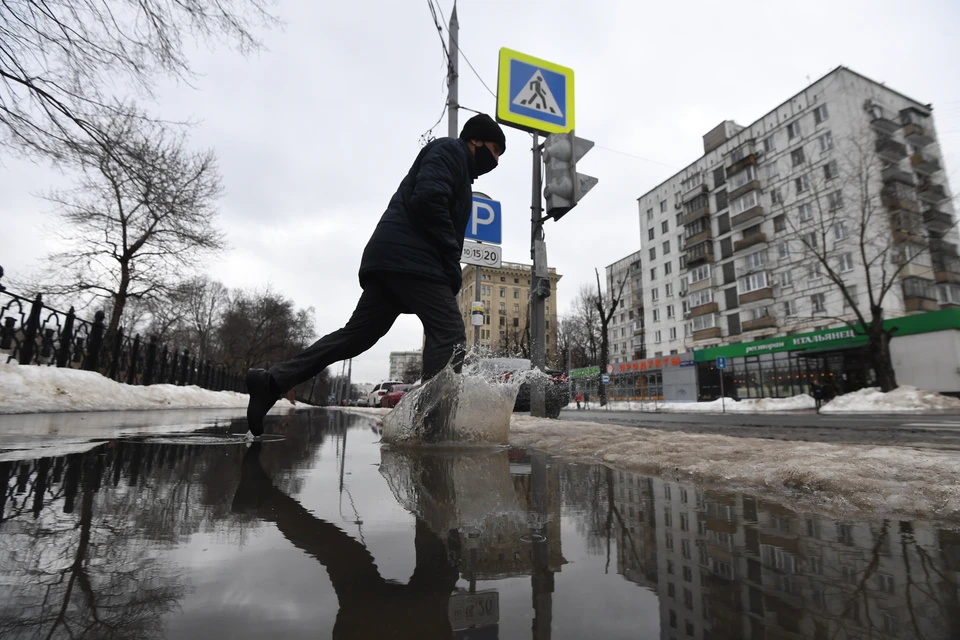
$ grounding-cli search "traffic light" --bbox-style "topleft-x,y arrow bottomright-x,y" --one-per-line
542,130 -> 598,221
534,278 -> 551,299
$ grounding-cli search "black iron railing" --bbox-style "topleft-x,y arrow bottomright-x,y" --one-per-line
1,273 -> 245,393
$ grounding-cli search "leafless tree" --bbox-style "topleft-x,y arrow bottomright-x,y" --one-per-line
0,0 -> 278,161
35,112 -> 226,335
770,129 -> 957,391
402,359 -> 423,384
216,286 -> 316,370
595,268 -> 628,405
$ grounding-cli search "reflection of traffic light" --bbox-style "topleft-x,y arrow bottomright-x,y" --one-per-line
542,131 -> 598,221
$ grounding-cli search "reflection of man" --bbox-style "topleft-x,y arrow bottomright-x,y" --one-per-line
232,443 -> 461,638
245,114 -> 506,437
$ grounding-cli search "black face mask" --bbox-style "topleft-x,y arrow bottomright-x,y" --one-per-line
474,144 -> 498,176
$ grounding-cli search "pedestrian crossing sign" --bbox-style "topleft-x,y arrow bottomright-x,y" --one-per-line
496,48 -> 575,135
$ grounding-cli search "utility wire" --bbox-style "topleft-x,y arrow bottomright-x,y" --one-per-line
429,0 -> 496,98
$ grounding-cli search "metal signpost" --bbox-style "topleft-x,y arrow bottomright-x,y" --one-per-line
463,193 -> 503,348
717,356 -> 727,413
496,48 -> 597,417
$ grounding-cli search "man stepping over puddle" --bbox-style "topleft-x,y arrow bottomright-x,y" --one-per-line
245,114 -> 506,437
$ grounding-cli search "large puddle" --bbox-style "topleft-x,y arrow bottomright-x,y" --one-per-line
1,408 -> 959,639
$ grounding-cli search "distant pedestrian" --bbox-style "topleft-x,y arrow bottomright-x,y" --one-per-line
811,382 -> 824,410
244,114 -> 506,436
575,392 -> 582,410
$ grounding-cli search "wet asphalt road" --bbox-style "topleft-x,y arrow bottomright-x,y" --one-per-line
558,408 -> 960,450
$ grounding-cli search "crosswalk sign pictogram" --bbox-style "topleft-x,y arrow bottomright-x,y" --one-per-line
496,48 -> 575,135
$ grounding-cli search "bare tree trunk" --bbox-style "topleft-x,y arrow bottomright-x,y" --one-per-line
599,329 -> 610,406
108,263 -> 131,335
869,307 -> 898,392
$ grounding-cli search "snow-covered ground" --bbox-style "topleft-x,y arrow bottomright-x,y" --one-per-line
564,394 -> 815,413
820,385 -> 960,413
0,362 -> 299,414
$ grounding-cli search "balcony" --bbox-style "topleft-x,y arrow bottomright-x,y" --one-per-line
693,327 -> 722,342
726,142 -> 759,176
923,209 -> 953,234
690,301 -> 719,317
902,278 -> 939,312
911,152 -> 942,175
684,227 -> 712,248
739,287 -> 774,305
876,137 -> 908,162
882,166 -> 915,187
727,179 -> 762,202
681,196 -> 711,226
685,241 -> 715,267
742,315 -> 777,332
882,185 -> 920,213
918,181 -> 948,205
682,182 -> 709,203
731,205 -> 765,228
903,122 -> 934,148
934,255 -> 960,285
870,116 -> 900,136
734,232 -> 768,253
890,211 -> 925,244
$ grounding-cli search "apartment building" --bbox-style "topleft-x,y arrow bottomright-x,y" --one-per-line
606,251 -> 645,364
637,67 -> 956,393
388,350 -> 422,382
458,262 -> 562,366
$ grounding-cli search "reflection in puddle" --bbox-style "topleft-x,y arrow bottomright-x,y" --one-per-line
0,408 -> 957,639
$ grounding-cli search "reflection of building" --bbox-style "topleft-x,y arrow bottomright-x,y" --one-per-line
606,251 -> 644,364
388,350 -> 421,381
620,473 -> 960,639
458,262 -> 562,365
613,470 -> 657,588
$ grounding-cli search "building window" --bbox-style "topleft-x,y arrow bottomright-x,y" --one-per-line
647,208 -> 654,221
787,120 -> 802,139
680,276 -> 689,292
795,173 -> 810,193
738,272 -> 769,294
649,247 -> 656,261
763,136 -> 776,153
660,200 -> 667,213
664,261 -> 673,275
676,212 -> 683,226
500,287 -> 506,297
778,242 -> 790,259
828,190 -> 844,210
744,250 -> 766,269
651,267 -> 657,281
812,293 -> 826,313
774,215 -> 786,232
670,327 -> 677,340
844,285 -> 859,310
653,309 -> 661,322
839,252 -> 854,273
808,262 -> 822,278
691,313 -> 717,332
651,288 -> 659,302
803,231 -> 818,249
823,160 -> 838,180
648,227 -> 655,241
514,289 -> 520,298
766,161 -> 780,181
770,187 -> 783,205
664,507 -> 672,526
513,303 -> 520,312
690,289 -> 713,308
499,302 -> 506,312
731,191 -> 759,215
819,131 -> 834,152
667,304 -> 675,319
783,299 -> 796,316
814,104 -> 829,124
799,202 -> 814,222
791,148 -> 806,167
690,264 -> 710,284
513,317 -> 520,327
662,220 -> 669,233
666,282 -> 674,297
655,329 -> 662,343
729,165 -> 757,191
663,240 -> 671,255
781,269 -> 794,286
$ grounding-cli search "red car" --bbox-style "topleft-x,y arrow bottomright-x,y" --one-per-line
380,384 -> 414,408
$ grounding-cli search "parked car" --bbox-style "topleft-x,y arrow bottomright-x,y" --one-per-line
475,358 -> 569,419
356,397 -> 369,407
381,383 -> 415,408
367,380 -> 403,407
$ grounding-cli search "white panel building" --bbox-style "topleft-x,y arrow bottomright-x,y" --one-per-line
606,251 -> 645,364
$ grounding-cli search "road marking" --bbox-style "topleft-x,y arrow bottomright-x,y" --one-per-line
902,422 -> 960,428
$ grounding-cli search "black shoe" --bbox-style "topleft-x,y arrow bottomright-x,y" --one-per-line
246,369 -> 280,437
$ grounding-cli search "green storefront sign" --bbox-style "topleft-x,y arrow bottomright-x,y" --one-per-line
570,366 -> 601,378
694,309 -> 960,362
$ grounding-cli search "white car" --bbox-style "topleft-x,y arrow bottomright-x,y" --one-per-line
367,381 -> 403,407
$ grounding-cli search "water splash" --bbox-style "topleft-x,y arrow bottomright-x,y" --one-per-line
380,355 -> 549,447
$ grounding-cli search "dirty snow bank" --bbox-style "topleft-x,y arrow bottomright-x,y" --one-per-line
331,406 -> 392,418
820,385 -> 960,414
0,362 -> 299,414
510,415 -> 960,521
565,394 -> 815,413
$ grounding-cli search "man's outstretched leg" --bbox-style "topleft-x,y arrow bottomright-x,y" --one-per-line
246,281 -> 400,436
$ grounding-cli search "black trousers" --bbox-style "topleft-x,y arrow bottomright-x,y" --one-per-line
270,273 -> 466,393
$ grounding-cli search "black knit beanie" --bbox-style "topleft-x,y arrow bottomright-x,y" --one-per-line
459,114 -> 506,153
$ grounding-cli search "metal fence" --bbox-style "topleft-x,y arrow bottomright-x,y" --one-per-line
0,278 -> 246,393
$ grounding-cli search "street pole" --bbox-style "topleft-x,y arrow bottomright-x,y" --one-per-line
346,358 -> 352,403
530,133 -> 547,418
719,368 -> 726,413
446,4 -> 459,140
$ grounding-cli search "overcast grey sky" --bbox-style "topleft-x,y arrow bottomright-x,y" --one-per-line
2,0 -> 959,384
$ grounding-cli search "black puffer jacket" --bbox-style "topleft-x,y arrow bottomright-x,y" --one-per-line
359,138 -> 476,294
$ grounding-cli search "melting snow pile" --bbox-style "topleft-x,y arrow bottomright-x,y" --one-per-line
566,394 -> 815,413
0,362 -> 297,414
820,385 -> 960,413
509,415 -> 960,520
381,360 -> 532,446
